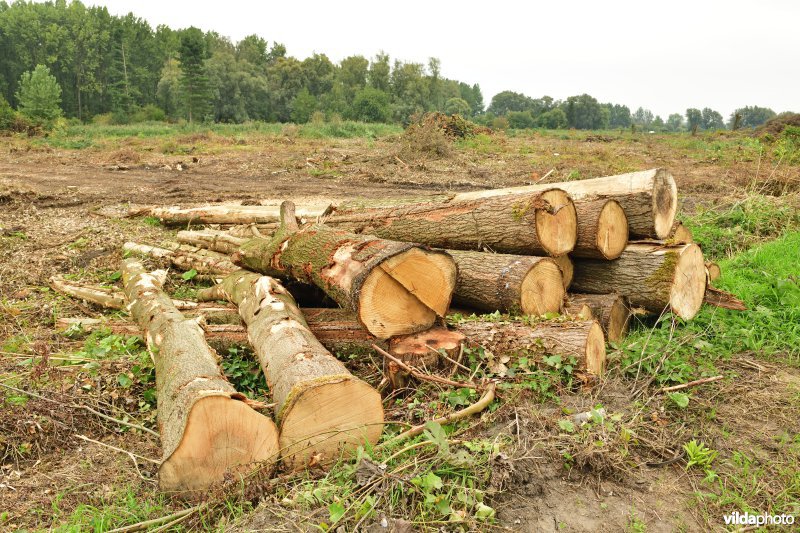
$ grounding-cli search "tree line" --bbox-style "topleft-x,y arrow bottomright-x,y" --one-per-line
0,1 -> 787,132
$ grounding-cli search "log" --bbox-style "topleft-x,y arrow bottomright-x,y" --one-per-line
449,168 -> 678,240
552,254 -> 574,289
143,203 -> 331,226
49,276 -> 125,309
233,201 -> 457,339
298,308 -> 605,376
446,249 -> 564,315
120,259 -> 279,494
176,229 -> 246,255
324,188 -> 578,257
704,286 -> 746,311
565,293 -> 631,343
669,222 -> 693,244
571,243 -> 707,320
706,261 -> 721,282
122,242 -> 236,275
385,328 -> 465,389
570,199 -> 628,259
196,271 -> 384,470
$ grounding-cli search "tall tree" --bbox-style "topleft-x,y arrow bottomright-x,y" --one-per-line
728,106 -> 775,129
563,94 -> 607,129
487,90 -> 533,116
368,52 -> 391,92
178,27 -> 211,122
686,108 -> 702,132
16,64 -> 62,123
701,107 -> 724,130
666,113 -> 684,132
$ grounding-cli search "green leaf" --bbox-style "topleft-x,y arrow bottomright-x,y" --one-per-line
475,503 -> 496,521
181,269 -> 198,280
117,373 -> 133,387
558,419 -> 575,433
108,270 -> 122,281
328,502 -> 345,524
668,392 -> 690,408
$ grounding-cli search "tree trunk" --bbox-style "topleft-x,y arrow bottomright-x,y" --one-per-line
325,188 -> 578,257
233,201 -> 457,339
570,199 -> 628,259
553,254 -> 574,289
177,229 -> 246,254
120,259 -> 279,494
197,271 -> 384,471
446,249 -> 564,315
571,243 -> 707,319
122,241 -> 236,275
449,168 -> 677,239
142,203 -> 331,226
565,293 -> 631,342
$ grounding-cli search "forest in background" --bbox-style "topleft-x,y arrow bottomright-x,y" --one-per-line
0,0 -> 792,133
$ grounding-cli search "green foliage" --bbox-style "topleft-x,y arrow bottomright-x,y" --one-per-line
686,108 -> 702,132
666,113 -> 684,132
684,440 -> 718,471
444,97 -> 471,117
221,345 -> 269,400
536,107 -> 568,129
563,93 -> 608,129
350,86 -> 390,123
178,27 -> 211,123
507,110 -> 536,129
729,105 -> 775,129
0,94 -> 16,130
290,88 -> 317,124
15,64 -> 63,124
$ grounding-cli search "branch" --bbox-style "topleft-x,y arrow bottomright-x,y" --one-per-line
371,344 -> 479,390
660,375 -> 723,393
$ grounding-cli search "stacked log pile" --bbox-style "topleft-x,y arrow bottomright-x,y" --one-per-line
52,168 -> 744,494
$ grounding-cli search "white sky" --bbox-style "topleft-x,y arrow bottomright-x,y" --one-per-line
87,0 -> 798,119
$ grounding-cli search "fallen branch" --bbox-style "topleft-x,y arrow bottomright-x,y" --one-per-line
377,382 -> 497,449
105,505 -> 204,533
371,344 -> 479,390
660,375 -> 723,393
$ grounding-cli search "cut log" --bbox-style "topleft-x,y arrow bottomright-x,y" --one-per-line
122,242 -> 236,275
449,168 -> 678,239
706,261 -> 721,282
196,271 -> 384,470
669,222 -> 693,244
143,203 -> 331,226
566,293 -> 631,343
49,276 -> 125,309
385,328 -> 465,389
570,199 -> 628,259
233,201 -> 457,339
571,243 -> 707,320
324,188 -> 578,257
176,229 -> 246,254
552,254 -> 574,289
120,259 -> 279,494
446,249 -> 564,315
704,286 -> 746,311
299,308 -> 605,376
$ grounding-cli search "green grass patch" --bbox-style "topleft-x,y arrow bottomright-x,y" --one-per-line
617,230 -> 800,385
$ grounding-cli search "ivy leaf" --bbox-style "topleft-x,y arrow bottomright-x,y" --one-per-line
181,269 -> 198,280
328,502 -> 345,524
558,419 -> 575,433
108,270 -> 122,281
117,373 -> 133,387
475,503 -> 496,521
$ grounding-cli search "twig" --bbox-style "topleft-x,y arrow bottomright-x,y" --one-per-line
372,344 -> 479,390
75,434 -> 159,464
0,382 -> 159,438
660,375 -> 723,393
535,168 -> 555,183
105,506 -> 203,533
425,344 -> 470,373
378,382 -> 496,449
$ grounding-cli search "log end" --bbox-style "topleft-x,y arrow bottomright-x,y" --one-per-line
552,254 -> 574,290
670,243 -> 707,320
595,200 -> 629,260
606,296 -> 632,343
585,321 -> 607,375
536,189 -> 578,257
706,261 -> 721,282
652,169 -> 678,239
158,395 -> 280,495
359,248 -> 457,339
520,258 -> 565,315
279,377 -> 384,471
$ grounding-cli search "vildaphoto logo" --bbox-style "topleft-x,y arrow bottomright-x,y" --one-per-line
722,511 -> 795,526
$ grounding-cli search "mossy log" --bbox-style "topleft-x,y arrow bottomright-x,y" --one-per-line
324,188 -> 578,257
446,249 -> 564,315
233,201 -> 457,339
120,259 -> 279,494
565,293 -> 631,342
571,243 -> 706,319
449,168 -> 678,239
197,271 -> 384,470
143,203 -> 331,226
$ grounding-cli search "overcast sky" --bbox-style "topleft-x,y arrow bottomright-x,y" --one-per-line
88,0 -> 797,119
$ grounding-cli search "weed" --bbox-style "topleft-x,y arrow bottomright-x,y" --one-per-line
142,216 -> 161,227
221,345 -> 269,401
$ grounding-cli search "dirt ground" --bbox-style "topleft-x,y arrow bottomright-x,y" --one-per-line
1,130 -> 798,531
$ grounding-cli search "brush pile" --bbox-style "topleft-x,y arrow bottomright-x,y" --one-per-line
53,168 -> 743,496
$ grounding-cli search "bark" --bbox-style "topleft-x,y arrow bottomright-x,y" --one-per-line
570,199 -> 628,259
571,243 -> 707,320
446,249 -> 564,315
120,259 -> 279,494
233,201 -> 457,338
449,168 -> 677,239
324,188 -> 578,257
49,276 -> 125,309
197,271 -> 384,470
704,286 -> 746,311
177,229 -> 246,254
122,242 -> 236,275
566,293 -> 631,342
